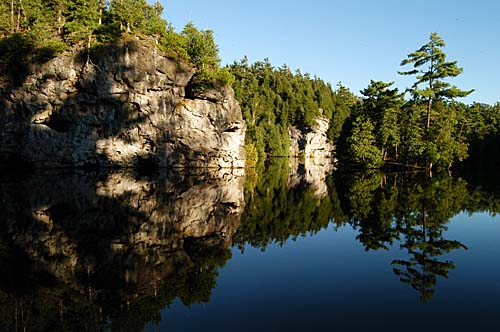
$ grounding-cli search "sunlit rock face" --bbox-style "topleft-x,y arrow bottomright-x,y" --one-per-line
289,116 -> 335,160
0,169 -> 245,297
288,116 -> 335,199
0,39 -> 246,168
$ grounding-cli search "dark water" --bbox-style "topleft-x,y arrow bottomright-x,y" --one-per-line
1,159 -> 499,332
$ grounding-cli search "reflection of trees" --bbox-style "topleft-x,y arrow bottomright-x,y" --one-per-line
391,175 -> 469,302
392,235 -> 466,302
234,158 -> 337,250
0,169 -> 244,332
333,172 -> 476,301
238,162 -> 500,302
3,164 -> 500,330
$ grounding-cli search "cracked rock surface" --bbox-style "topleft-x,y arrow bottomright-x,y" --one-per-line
0,39 -> 246,169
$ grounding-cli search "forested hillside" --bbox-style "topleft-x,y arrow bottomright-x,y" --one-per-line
229,58 -> 356,157
230,33 -> 500,170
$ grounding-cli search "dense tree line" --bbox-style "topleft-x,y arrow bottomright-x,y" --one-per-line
0,0 -> 231,91
229,58 -> 356,158
230,32 -> 499,170
339,33 -> 500,170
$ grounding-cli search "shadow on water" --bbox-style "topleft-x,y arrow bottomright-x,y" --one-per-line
1,159 -> 500,330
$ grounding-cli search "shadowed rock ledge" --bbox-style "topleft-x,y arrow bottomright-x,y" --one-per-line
0,39 -> 246,169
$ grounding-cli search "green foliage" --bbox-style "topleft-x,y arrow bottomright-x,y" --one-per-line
178,22 -> 234,93
398,32 -> 473,168
158,25 -> 190,62
230,58 -> 354,157
190,66 -> 235,93
0,1 -> 10,35
340,34 -> 479,170
347,116 -> 383,168
0,1 -> 231,95
399,32 -> 473,111
327,83 -> 357,142
181,22 -> 219,68
139,1 -> 167,36
33,39 -> 68,62
65,0 -> 101,42
244,143 -> 259,167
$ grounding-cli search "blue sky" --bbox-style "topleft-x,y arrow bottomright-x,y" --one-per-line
160,0 -> 499,104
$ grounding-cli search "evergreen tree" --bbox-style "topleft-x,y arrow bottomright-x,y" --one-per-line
398,33 -> 474,169
359,80 -> 403,161
182,22 -> 219,69
109,0 -> 148,33
230,57 -> 347,159
346,116 -> 383,168
139,1 -> 167,37
65,0 -> 101,44
399,32 -> 473,129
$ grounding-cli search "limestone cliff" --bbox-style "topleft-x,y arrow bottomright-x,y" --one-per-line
288,115 -> 335,160
0,39 -> 246,168
287,116 -> 335,199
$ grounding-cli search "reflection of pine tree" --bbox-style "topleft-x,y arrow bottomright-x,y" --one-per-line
392,208 -> 467,302
341,172 -> 471,302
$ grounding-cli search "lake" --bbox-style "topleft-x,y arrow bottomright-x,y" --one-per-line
0,159 -> 499,332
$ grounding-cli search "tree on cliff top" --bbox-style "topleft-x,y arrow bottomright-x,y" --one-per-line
182,22 -> 220,69
181,22 -> 234,92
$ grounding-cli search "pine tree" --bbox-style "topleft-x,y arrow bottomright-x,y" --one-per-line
360,80 -> 403,161
65,0 -> 101,43
347,116 -> 383,168
399,32 -> 473,129
182,22 -> 219,69
399,33 -> 474,169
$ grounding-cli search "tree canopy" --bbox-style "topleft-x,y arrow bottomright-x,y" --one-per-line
0,0 -> 231,92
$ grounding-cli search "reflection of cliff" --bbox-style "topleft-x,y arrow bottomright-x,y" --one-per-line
0,169 -> 244,331
236,158 -> 335,249
288,157 -> 334,200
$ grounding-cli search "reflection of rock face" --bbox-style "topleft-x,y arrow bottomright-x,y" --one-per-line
0,39 -> 245,168
0,169 -> 244,300
288,157 -> 334,199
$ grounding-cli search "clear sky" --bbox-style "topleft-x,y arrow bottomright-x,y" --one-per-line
160,0 -> 499,104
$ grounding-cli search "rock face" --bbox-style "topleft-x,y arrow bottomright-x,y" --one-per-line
289,116 -> 335,160
288,116 -> 335,199
0,39 -> 245,168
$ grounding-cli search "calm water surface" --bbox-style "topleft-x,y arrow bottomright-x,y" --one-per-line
1,159 -> 499,332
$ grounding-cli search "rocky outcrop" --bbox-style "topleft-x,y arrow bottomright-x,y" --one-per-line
288,115 -> 335,160
0,39 -> 245,168
288,115 -> 335,199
